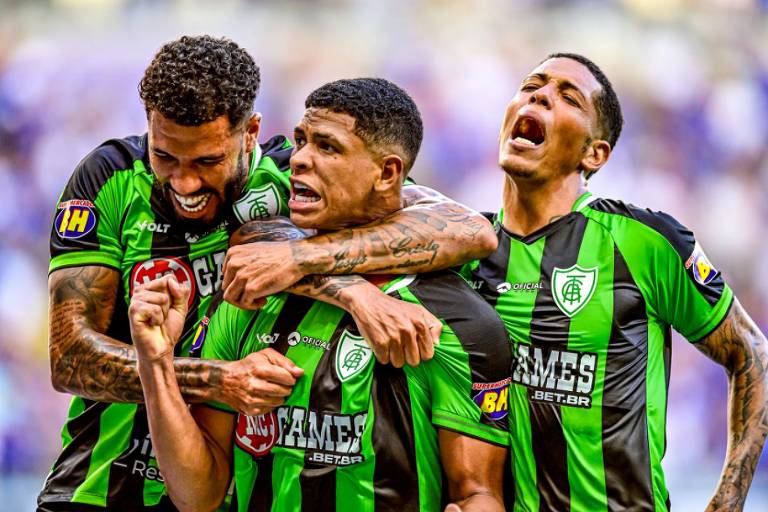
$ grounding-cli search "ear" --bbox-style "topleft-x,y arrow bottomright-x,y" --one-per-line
374,154 -> 404,192
580,139 -> 611,177
244,113 -> 262,153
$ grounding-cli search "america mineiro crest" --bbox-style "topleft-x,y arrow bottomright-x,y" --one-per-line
336,330 -> 372,382
551,265 -> 598,317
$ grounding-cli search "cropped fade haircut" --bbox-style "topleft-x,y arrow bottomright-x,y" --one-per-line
304,78 -> 423,174
139,35 -> 260,128
546,53 -> 623,148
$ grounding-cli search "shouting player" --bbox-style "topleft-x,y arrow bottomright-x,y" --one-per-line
129,78 -> 511,512
464,53 -> 768,511
40,36 -> 498,511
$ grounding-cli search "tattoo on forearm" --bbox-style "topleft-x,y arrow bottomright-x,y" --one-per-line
235,218 -> 306,243
291,274 -> 366,303
696,300 -> 768,510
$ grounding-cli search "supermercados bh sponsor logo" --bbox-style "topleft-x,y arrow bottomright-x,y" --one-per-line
233,183 -> 282,223
236,407 -> 367,466
55,199 -> 97,239
685,241 -> 718,285
512,345 -> 597,408
473,378 -> 511,420
130,257 -> 196,307
287,331 -> 330,351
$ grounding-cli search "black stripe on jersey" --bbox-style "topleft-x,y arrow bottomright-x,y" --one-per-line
37,400 -> 111,506
528,213 -> 588,512
589,199 -> 725,306
270,295 -> 316,355
371,357 -> 419,511
247,453 -> 275,512
408,271 -> 511,432
260,135 -> 293,171
602,244 -> 655,511
298,318 -> 352,511
471,223 -> 513,309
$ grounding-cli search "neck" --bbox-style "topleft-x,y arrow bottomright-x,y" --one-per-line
501,171 -> 587,236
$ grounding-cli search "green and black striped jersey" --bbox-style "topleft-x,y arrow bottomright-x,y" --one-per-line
463,191 -> 733,512
40,134 -> 292,510
202,272 -> 512,512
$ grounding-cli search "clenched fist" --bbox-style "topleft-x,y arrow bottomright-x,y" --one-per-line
128,275 -> 190,361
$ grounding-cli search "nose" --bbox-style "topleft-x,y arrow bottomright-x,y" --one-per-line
290,144 -> 311,175
529,83 -> 554,109
169,167 -> 203,195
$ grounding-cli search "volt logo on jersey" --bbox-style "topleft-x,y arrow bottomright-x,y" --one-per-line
233,183 -> 282,223
552,265 -> 598,317
685,242 -> 718,285
472,378 -> 511,420
130,257 -> 196,307
235,412 -> 278,458
55,200 -> 96,239
336,330 -> 373,382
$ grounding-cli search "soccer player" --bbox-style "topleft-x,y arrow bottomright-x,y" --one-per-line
40,36 -> 498,511
463,53 -> 768,511
129,78 -> 511,512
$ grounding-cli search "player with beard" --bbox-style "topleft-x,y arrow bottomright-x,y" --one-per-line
41,36 -> 497,511
463,53 -> 768,511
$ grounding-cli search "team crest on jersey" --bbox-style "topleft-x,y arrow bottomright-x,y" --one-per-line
55,199 -> 97,239
235,412 -> 278,457
685,242 -> 718,285
336,330 -> 373,382
551,265 -> 598,317
130,257 -> 196,307
232,183 -> 282,223
472,378 -> 511,420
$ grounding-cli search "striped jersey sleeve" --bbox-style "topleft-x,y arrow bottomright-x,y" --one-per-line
587,200 -> 733,342
49,137 -> 143,272
400,272 -> 511,447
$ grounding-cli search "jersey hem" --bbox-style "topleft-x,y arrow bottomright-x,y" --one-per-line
40,490 -> 167,506
688,288 -> 734,343
433,412 -> 509,447
49,253 -> 122,274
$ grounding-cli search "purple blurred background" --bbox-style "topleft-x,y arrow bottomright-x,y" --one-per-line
0,0 -> 766,509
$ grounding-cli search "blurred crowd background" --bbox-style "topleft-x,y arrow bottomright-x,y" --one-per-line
0,0 -> 766,509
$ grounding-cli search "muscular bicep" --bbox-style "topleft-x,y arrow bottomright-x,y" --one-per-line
694,298 -> 767,373
48,265 -> 144,401
438,429 -> 506,510
190,404 -> 236,472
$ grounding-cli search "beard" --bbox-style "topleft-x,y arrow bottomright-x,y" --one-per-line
155,147 -> 249,235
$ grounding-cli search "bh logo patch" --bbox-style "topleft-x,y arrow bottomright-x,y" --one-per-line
336,330 -> 373,382
235,412 -> 278,458
685,242 -> 718,285
552,265 -> 598,317
233,183 -> 282,223
130,257 -> 196,307
55,200 -> 96,239
473,378 -> 511,420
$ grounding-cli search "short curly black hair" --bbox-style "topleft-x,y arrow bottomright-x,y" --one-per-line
305,78 -> 423,174
139,35 -> 260,128
545,53 -> 623,149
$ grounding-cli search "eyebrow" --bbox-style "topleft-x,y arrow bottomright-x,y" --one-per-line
295,126 -> 344,145
151,146 -> 226,162
525,73 -> 588,102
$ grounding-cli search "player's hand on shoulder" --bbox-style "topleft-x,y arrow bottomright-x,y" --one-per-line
220,348 -> 305,416
128,275 -> 190,361
346,284 -> 442,368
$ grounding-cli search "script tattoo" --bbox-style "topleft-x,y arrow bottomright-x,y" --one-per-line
48,266 -> 227,403
695,299 -> 768,511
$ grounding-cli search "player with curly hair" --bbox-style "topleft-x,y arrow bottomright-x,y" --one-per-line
40,36 -> 498,511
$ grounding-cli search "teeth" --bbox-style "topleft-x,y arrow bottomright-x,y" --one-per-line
294,183 -> 310,192
174,192 -> 211,212
514,136 -> 537,146
293,194 -> 319,203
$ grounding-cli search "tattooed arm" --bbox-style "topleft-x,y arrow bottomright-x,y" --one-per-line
227,218 -> 442,366
694,298 -> 768,512
48,266 -> 300,412
223,185 -> 496,307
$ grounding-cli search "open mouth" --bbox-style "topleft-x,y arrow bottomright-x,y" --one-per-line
173,192 -> 212,213
511,115 -> 545,147
291,182 -> 321,204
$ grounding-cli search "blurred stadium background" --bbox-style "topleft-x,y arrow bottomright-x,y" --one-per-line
0,0 -> 766,509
